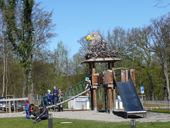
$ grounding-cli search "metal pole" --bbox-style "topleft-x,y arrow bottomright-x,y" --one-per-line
48,113 -> 53,128
130,119 -> 136,128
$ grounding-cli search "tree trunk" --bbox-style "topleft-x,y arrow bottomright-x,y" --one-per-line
24,56 -> 34,96
164,61 -> 170,100
2,21 -> 5,97
2,44 -> 6,97
28,61 -> 34,95
23,71 -> 33,97
22,75 -> 26,97
147,71 -> 155,100
2,36 -> 8,97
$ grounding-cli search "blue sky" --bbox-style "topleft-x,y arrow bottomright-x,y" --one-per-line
38,0 -> 170,57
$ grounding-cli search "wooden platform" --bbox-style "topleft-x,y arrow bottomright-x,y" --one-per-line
81,57 -> 121,63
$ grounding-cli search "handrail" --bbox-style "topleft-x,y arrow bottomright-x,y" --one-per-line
113,67 -> 129,71
47,88 -> 90,109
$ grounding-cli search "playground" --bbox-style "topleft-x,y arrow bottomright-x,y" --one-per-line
0,1 -> 170,128
0,32 -> 148,119
0,32 -> 170,128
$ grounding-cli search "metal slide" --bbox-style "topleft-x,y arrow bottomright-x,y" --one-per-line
116,80 -> 146,117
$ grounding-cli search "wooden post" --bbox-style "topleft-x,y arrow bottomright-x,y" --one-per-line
13,100 -> 16,112
107,85 -> 113,113
92,63 -> 95,74
16,101 -> 18,112
106,62 -> 114,113
8,101 -> 11,113
92,63 -> 97,111
89,62 -> 97,111
121,70 -> 129,82
111,62 -> 116,111
92,86 -> 97,111
125,70 -> 129,81
130,69 -> 136,86
89,63 -> 93,110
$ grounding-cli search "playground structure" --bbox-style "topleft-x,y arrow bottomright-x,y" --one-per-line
81,57 -> 121,112
45,32 -> 146,117
81,58 -> 146,116
25,32 -> 146,119
0,32 -> 146,119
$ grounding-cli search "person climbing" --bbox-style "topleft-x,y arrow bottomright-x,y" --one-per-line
85,76 -> 91,90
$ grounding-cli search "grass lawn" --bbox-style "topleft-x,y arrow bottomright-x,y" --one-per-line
0,118 -> 170,128
149,109 -> 170,114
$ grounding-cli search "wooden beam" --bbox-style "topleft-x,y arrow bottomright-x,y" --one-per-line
81,57 -> 121,64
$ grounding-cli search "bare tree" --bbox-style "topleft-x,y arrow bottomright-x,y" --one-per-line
107,27 -> 127,57
127,27 -> 158,100
52,41 -> 69,75
150,13 -> 170,100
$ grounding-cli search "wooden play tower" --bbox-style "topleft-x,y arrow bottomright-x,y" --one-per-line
82,58 -> 121,112
82,32 -> 121,112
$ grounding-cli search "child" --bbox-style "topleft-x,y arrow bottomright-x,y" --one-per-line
25,100 -> 30,119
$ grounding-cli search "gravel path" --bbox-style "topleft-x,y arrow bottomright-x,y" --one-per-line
52,111 -> 170,122
0,111 -> 170,122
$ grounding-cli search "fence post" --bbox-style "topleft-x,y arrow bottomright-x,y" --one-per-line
48,113 -> 53,128
130,119 -> 136,128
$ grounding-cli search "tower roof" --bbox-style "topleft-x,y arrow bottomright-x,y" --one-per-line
83,32 -> 121,63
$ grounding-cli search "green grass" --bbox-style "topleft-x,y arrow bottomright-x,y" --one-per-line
149,109 -> 170,114
0,118 -> 170,128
